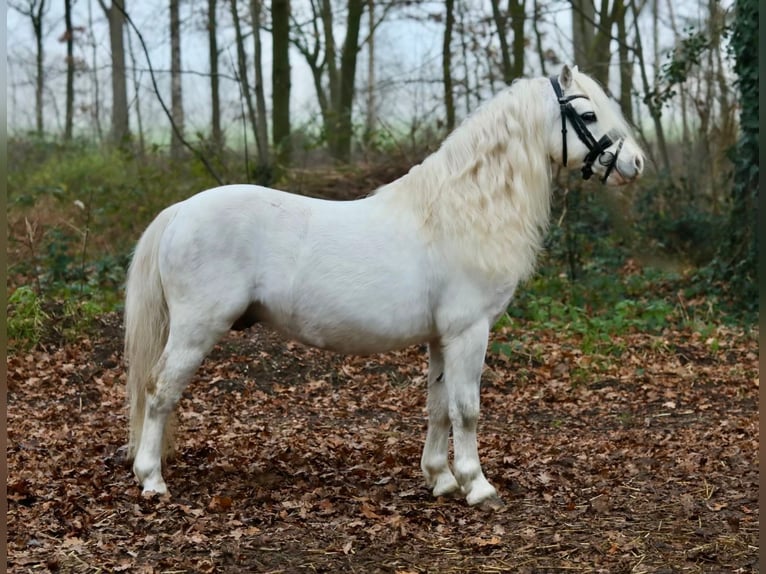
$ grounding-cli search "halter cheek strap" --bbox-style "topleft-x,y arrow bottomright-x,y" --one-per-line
550,75 -> 588,169
550,76 -> 623,183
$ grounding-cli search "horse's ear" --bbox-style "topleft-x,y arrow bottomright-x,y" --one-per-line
559,64 -> 573,90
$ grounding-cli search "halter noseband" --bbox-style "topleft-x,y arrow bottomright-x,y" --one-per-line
550,76 -> 623,183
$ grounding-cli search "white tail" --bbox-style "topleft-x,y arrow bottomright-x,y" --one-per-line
124,206 -> 177,461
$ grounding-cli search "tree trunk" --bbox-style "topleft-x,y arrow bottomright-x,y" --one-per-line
34,2 -> 45,136
64,0 -> 74,140
10,1 -> 48,136
250,0 -> 270,172
271,0 -> 291,163
509,0 -> 525,79
664,0 -> 691,183
87,0 -> 104,141
457,0 -> 470,115
571,0 -> 595,68
491,0 -> 526,84
329,0 -> 364,161
100,0 -> 130,146
320,0 -> 339,110
294,0 -> 366,161
571,0 -> 614,85
443,0 -> 455,132
630,0 -> 670,172
615,0 -> 633,122
490,0 -> 513,84
290,0 -> 331,132
169,0 -> 184,159
364,0 -> 375,145
714,0 -> 757,308
590,0 -> 613,85
126,23 -> 145,156
533,0 -> 546,75
230,0 -> 263,177
207,0 -> 222,150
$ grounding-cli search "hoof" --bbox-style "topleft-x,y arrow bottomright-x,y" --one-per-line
136,470 -> 168,497
432,475 -> 460,498
141,485 -> 169,498
473,494 -> 505,512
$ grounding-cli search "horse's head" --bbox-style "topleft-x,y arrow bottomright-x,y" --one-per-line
548,64 -> 645,185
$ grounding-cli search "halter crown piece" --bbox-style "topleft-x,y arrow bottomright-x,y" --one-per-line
549,76 -> 624,183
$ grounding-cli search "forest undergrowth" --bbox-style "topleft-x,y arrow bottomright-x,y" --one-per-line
7,142 -> 759,572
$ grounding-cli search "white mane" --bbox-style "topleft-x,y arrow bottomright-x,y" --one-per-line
381,77 -> 553,283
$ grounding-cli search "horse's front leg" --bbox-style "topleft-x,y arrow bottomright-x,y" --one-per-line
443,321 -> 501,508
421,343 -> 460,497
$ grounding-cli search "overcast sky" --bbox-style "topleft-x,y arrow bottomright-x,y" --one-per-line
6,0 -> 721,141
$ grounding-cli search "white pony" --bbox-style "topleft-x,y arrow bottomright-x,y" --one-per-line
125,65 -> 644,509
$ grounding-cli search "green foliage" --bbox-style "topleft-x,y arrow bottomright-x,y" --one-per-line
498,180 -> 750,356
645,26 -> 714,113
6,138 -> 219,347
8,286 -> 48,350
8,282 -> 121,350
508,274 -> 675,355
500,261 -> 741,360
56,290 -> 119,342
708,0 -> 758,312
632,176 -> 725,266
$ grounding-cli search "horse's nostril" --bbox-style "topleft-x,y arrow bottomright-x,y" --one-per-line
635,155 -> 644,173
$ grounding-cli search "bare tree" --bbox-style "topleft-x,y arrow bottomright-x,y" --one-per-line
443,0 -> 455,132
532,0 -> 547,75
230,0 -> 269,176
570,0 -> 618,85
614,0 -> 633,122
87,0 -> 104,141
364,0 -> 375,144
629,0 -> 670,172
207,0 -> 223,150
170,0 -> 185,159
456,0 -> 471,114
291,0 -> 366,162
334,0 -> 365,161
571,0 -> 595,68
98,0 -> 130,146
271,0 -> 291,163
126,25 -> 145,155
490,0 -> 525,84
251,0 -> 270,170
63,0 -> 75,140
10,0 -> 49,136
116,4 -> 223,183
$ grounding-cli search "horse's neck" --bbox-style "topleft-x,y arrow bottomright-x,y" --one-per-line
385,111 -> 553,282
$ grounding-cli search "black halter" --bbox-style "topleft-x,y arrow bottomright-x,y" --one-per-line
550,76 -> 623,183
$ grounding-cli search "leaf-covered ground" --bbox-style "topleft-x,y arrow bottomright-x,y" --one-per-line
7,315 -> 759,573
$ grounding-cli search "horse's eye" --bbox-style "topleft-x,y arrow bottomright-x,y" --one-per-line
581,111 -> 597,123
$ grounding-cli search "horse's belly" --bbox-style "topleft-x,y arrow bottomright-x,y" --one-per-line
256,284 -> 433,355
290,326 -> 428,355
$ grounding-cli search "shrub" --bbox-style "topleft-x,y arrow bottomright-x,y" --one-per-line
8,286 -> 48,350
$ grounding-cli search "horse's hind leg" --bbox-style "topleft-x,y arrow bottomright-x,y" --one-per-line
420,343 -> 460,497
442,321 -> 500,508
133,316 -> 229,494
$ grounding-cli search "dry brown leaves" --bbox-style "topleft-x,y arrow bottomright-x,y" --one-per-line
7,315 -> 759,573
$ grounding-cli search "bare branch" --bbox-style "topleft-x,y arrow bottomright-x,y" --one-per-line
112,1 -> 224,185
